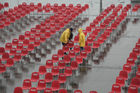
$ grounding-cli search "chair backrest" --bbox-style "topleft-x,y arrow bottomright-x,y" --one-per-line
130,77 -> 140,86
39,66 -> 46,74
128,85 -> 138,93
119,70 -> 128,79
23,79 -> 31,89
14,87 -> 23,93
31,72 -> 39,82
46,60 -> 53,68
38,79 -> 46,88
111,84 -> 121,93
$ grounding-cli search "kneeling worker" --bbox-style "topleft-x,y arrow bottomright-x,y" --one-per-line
60,28 -> 73,46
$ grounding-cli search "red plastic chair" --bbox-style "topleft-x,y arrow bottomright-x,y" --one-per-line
52,66 -> 59,76
111,84 -> 121,93
58,73 -> 66,84
28,44 -> 34,51
59,89 -> 67,93
46,60 -> 53,69
5,58 -> 14,67
22,79 -> 32,90
84,46 -> 91,54
39,66 -> 46,75
67,41 -> 74,49
9,48 -> 16,56
74,89 -> 82,93
64,67 -> 72,77
71,61 -> 78,70
119,70 -> 128,80
132,48 -> 140,56
45,73 -> 53,83
23,39 -> 29,46
130,77 -> 140,87
37,79 -> 46,90
63,55 -> 71,64
51,80 -> 60,91
21,48 -> 28,56
52,54 -> 59,63
87,37 -> 93,45
74,36 -> 79,43
62,45 -> 69,52
58,60 -> 65,70
25,31 -> 31,38
76,55 -> 83,64
12,39 -> 19,46
80,50 -> 87,58
2,53 -> 9,61
31,72 -> 39,82
128,85 -> 138,93
0,47 -> 5,55
129,52 -> 137,60
69,50 -> 75,58
5,43 -> 12,50
123,64 -> 131,73
92,41 -> 100,49
44,88 -> 52,93
0,64 -> 6,73
14,87 -> 23,93
115,76 -> 125,87
13,53 -> 21,61
34,40 -> 40,47
74,45 -> 80,53
126,58 -> 135,66
17,43 -> 23,51
29,87 -> 37,93
57,49 -> 64,58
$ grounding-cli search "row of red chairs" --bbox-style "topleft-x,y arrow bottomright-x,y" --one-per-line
0,3 -> 41,29
109,6 -> 140,93
0,2 -> 9,10
14,87 -> 97,93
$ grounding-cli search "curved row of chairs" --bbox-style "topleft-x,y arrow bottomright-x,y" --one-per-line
109,5 -> 140,93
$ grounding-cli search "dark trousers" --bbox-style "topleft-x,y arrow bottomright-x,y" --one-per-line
80,47 -> 84,51
62,42 -> 66,46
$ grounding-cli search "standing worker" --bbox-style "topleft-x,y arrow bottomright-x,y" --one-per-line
60,28 -> 73,46
78,28 -> 85,51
